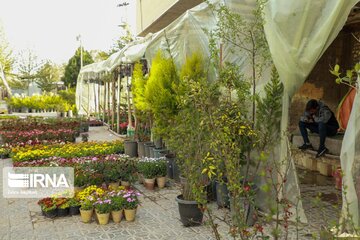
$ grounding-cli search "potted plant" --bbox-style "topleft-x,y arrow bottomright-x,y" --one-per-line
56,198 -> 70,217
104,162 -> 120,189
80,197 -> 94,223
94,197 -> 112,225
38,197 -> 57,218
68,198 -> 81,215
124,136 -> 138,157
116,157 -> 136,188
74,169 -> 87,191
137,159 -> 158,190
155,159 -> 167,189
123,190 -> 141,222
135,124 -> 150,158
110,192 -> 125,223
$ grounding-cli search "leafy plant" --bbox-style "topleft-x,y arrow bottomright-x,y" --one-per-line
330,63 -> 359,89
110,195 -> 126,211
144,51 -> 179,138
94,197 -> 112,214
166,53 -> 219,201
137,159 -> 159,179
155,159 -> 167,177
122,190 -> 141,210
68,198 -> 80,207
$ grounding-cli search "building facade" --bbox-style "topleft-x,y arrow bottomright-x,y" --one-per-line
135,0 -> 203,36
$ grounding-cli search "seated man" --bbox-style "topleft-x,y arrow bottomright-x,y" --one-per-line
298,99 -> 339,158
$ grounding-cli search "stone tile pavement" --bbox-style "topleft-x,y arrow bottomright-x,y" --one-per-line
0,127 -> 342,239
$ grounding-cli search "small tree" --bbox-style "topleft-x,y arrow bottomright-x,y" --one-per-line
36,61 -> 60,92
144,51 -> 179,138
62,47 -> 94,88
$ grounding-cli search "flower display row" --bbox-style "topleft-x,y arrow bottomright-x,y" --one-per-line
11,141 -> 124,162
0,118 -> 82,132
0,129 -> 77,145
38,186 -> 141,224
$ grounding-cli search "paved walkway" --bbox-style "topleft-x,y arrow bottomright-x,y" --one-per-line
0,127 -> 341,240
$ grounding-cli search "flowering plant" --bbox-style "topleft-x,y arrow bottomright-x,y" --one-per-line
137,158 -> 160,179
137,158 -> 166,179
37,197 -> 56,212
155,159 -> 167,177
93,197 -> 112,214
108,189 -> 126,211
68,198 -> 80,207
80,196 -> 95,210
55,198 -> 68,209
77,185 -> 105,201
11,141 -> 124,162
122,190 -> 141,210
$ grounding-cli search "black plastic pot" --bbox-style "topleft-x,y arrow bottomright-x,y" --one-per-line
216,181 -> 230,208
42,208 -> 57,218
69,206 -> 80,215
165,154 -> 174,179
153,148 -> 168,158
144,142 -> 154,158
137,141 -> 146,158
149,146 -> 156,158
124,140 -> 138,157
154,138 -> 163,149
57,208 -> 69,217
175,195 -> 203,227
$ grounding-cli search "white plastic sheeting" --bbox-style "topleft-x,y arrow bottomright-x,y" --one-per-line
76,35 -> 154,114
340,82 -> 360,226
264,0 -> 359,226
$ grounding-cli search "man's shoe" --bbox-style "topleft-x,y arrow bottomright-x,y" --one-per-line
298,143 -> 314,150
316,147 -> 329,158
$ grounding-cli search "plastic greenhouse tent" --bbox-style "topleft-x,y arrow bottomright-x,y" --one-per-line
75,0 -> 360,227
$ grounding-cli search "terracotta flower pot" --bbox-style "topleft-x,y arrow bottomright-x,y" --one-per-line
111,210 -> 123,223
156,176 -> 166,189
80,208 -> 93,223
96,212 -> 110,225
144,178 -> 155,190
124,209 -> 136,222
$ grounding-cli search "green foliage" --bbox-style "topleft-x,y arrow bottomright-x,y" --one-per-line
166,53 -> 220,201
132,62 -> 148,111
62,47 -> 94,88
144,51 -> 179,137
36,61 -> 60,92
256,66 -> 284,151
137,160 -> 159,179
330,63 -> 359,89
58,88 -> 76,105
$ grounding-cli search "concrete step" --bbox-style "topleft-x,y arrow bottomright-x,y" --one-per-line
292,132 -> 343,156
292,148 -> 340,177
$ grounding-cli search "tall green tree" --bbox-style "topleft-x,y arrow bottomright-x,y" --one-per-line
61,47 -> 93,88
36,61 -> 60,92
